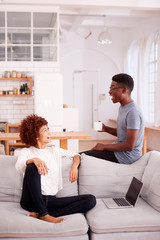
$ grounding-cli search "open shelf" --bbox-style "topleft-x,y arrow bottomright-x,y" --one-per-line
0,77 -> 32,97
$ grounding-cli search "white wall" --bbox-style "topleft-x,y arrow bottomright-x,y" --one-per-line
60,13 -> 160,147
60,27 -> 128,140
127,12 -> 160,44
126,12 -> 160,151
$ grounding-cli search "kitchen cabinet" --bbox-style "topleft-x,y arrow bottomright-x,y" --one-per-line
0,77 -> 32,96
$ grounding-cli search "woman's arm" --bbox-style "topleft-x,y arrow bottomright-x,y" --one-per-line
26,158 -> 49,175
69,155 -> 81,183
15,148 -> 49,175
57,147 -> 81,183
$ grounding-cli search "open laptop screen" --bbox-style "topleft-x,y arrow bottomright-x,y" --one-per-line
126,177 -> 143,206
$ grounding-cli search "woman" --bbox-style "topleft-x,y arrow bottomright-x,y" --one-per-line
15,114 -> 96,224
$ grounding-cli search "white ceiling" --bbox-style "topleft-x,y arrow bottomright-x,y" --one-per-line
60,8 -> 157,31
1,0 -> 160,31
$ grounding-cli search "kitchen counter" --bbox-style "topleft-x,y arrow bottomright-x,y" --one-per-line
0,131 -> 91,155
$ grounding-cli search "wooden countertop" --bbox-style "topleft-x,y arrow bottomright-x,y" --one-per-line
0,131 -> 91,154
0,131 -> 91,141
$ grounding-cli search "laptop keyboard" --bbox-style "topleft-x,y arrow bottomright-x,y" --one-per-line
113,198 -> 130,206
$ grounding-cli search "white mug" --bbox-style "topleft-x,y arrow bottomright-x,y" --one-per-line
94,121 -> 102,131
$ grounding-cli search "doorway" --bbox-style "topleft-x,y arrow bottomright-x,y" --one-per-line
73,71 -> 98,140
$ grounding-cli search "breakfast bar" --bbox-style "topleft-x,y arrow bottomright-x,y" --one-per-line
0,131 -> 91,155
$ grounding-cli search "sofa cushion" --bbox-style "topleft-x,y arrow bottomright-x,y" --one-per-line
79,153 -> 150,198
86,198 -> 160,234
0,154 -> 78,203
0,202 -> 88,238
56,156 -> 78,197
0,155 -> 22,203
141,150 -> 160,212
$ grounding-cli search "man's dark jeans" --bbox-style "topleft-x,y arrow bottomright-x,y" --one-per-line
80,150 -> 119,163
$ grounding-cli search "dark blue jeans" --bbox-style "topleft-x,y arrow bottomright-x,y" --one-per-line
20,163 -> 96,217
80,150 -> 119,163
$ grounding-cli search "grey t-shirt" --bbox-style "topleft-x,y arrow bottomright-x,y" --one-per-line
114,102 -> 144,164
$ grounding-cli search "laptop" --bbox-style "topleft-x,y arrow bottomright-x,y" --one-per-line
103,177 -> 143,209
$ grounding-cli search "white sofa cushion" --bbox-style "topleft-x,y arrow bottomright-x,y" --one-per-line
86,198 -> 160,234
0,155 -> 22,202
56,156 -> 78,197
141,151 -> 160,212
90,231 -> 160,240
0,155 -> 78,203
79,153 -> 150,198
0,202 -> 88,238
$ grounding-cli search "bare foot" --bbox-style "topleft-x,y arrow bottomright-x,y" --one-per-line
40,214 -> 65,223
26,212 -> 39,219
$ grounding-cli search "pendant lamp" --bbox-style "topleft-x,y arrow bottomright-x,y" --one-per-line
98,16 -> 112,45
97,30 -> 112,44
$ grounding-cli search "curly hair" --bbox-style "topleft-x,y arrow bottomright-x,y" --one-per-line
19,114 -> 48,147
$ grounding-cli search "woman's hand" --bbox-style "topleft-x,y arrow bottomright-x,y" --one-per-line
34,158 -> 49,175
69,155 -> 80,183
27,158 -> 49,175
69,165 -> 78,183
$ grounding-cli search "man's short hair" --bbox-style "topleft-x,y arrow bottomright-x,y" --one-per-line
112,73 -> 134,93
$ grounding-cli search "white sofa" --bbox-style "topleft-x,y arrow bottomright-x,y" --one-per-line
79,151 -> 160,240
0,150 -> 160,239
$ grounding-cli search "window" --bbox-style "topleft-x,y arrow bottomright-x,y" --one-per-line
125,40 -> 139,102
0,12 -> 5,61
148,32 -> 158,123
0,11 -> 58,62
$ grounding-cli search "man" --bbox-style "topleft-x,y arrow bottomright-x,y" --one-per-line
82,73 -> 144,164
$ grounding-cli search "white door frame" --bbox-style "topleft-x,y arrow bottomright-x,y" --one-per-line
73,70 -> 99,140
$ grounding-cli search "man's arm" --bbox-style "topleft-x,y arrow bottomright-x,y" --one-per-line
103,124 -> 117,136
92,129 -> 139,152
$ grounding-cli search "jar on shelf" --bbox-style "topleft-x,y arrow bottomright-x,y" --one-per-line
26,72 -> 32,78
21,72 -> 26,78
16,72 -> 21,78
5,71 -> 11,78
12,71 -> 17,78
13,88 -> 18,95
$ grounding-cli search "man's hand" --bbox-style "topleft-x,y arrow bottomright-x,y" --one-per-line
99,123 -> 106,132
91,143 -> 105,151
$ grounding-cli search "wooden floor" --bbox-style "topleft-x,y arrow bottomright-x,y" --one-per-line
79,140 -> 114,152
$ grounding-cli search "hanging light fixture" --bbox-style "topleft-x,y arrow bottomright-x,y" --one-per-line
98,30 -> 112,44
97,16 -> 112,45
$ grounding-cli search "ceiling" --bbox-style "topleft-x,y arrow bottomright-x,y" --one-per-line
1,0 -> 160,31
60,8 -> 157,31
